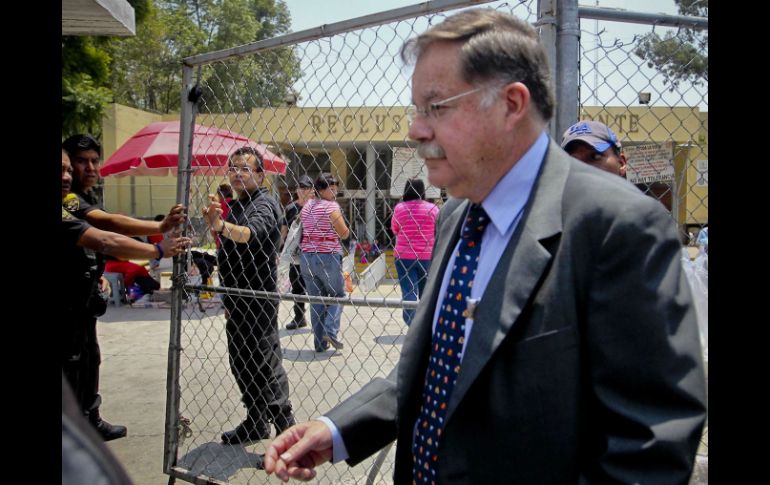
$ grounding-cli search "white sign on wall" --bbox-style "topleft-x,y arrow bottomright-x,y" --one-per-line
696,160 -> 708,187
625,142 -> 675,184
390,147 -> 441,198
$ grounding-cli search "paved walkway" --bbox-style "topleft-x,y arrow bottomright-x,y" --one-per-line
98,284 -> 707,484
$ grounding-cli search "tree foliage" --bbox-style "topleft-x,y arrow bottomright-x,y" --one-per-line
62,0 -> 151,138
63,0 -> 300,138
109,0 -> 301,114
634,0 -> 708,90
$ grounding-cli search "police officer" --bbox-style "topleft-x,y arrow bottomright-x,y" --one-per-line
62,135 -> 187,441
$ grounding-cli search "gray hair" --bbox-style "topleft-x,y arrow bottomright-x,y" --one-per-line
401,9 -> 555,121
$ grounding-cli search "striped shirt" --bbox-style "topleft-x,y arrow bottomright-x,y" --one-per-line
299,198 -> 343,254
391,199 -> 439,260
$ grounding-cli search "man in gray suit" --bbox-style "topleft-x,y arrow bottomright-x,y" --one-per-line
265,9 -> 706,484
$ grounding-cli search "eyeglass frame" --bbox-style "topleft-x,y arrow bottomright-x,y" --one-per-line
405,86 -> 488,124
226,165 -> 262,175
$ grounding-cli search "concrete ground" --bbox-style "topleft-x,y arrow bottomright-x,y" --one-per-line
97,283 -> 707,485
100,283 -> 406,485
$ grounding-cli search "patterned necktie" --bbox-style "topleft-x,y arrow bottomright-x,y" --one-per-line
412,204 -> 490,484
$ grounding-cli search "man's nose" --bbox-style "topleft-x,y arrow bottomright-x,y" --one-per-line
407,116 -> 432,142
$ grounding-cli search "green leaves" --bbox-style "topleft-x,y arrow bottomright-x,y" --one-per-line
62,73 -> 113,138
63,0 -> 302,139
633,0 -> 708,91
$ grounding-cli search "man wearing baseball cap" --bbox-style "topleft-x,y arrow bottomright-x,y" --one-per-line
561,120 -> 628,178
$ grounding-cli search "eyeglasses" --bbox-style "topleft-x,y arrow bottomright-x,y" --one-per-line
405,87 -> 483,124
227,166 -> 260,174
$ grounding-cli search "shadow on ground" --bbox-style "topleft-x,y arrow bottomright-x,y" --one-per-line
282,348 -> 343,362
178,442 -> 263,481
373,334 -> 405,346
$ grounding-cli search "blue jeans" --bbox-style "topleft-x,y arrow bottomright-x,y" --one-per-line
394,258 -> 430,326
300,252 -> 345,351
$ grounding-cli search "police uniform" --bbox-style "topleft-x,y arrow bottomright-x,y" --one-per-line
61,191 -> 125,440
218,187 -> 295,441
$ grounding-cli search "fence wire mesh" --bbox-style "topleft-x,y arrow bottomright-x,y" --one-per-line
162,1 -> 707,484
578,11 -> 708,243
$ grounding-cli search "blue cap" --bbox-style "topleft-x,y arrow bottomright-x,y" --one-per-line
561,121 -> 622,153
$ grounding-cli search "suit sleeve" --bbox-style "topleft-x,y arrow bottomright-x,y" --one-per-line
581,197 -> 707,484
324,365 -> 400,466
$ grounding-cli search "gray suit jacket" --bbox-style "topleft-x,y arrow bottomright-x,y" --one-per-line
326,139 -> 707,484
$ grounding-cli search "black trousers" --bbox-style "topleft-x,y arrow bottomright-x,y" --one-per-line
223,295 -> 294,430
62,310 -> 101,420
289,264 -> 306,324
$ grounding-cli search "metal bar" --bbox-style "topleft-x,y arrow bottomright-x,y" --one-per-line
366,144 -> 377,242
186,284 -> 420,309
577,6 -> 708,30
183,0 -> 495,66
555,0 -> 580,137
537,0 -> 557,136
169,466 -> 230,485
163,64 -> 195,476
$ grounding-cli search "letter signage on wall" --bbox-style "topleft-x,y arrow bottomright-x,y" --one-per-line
625,141 -> 675,184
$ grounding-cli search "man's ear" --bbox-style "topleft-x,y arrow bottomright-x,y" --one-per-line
502,82 -> 530,128
618,153 -> 628,178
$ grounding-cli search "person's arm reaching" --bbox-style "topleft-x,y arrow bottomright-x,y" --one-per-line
78,225 -> 190,260
202,194 -> 253,244
85,204 -> 186,236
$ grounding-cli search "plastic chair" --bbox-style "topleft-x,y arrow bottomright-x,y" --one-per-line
103,272 -> 127,306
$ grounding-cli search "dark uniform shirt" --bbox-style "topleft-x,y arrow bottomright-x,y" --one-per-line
61,193 -> 102,312
218,187 -> 284,292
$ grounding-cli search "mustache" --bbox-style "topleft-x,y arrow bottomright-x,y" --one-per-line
416,142 -> 446,159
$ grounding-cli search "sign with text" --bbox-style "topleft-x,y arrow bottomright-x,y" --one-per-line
625,142 -> 675,184
696,160 -> 708,187
390,147 -> 441,198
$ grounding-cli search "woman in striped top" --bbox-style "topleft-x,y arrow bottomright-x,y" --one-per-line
299,173 -> 350,352
391,178 -> 439,325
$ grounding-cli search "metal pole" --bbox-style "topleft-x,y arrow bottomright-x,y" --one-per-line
536,0 -> 557,136
129,175 -> 136,216
555,0 -> 580,138
577,7 -> 708,30
184,0 -> 499,66
163,63 -> 196,475
366,144 -> 377,242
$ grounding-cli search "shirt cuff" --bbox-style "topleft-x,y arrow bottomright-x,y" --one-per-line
315,416 -> 349,463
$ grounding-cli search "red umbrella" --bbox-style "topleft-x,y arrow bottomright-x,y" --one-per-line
99,121 -> 287,177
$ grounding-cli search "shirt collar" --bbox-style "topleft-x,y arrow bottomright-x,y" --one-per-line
481,131 -> 549,235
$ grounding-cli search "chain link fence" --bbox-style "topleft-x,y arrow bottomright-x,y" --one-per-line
158,1 -> 707,483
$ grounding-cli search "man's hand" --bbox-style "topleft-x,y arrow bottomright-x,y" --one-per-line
159,204 -> 187,233
99,276 -> 111,295
264,421 -> 334,482
159,233 -> 193,258
202,195 -> 223,229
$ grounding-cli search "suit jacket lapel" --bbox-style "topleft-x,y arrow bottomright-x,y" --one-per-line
446,139 -> 569,420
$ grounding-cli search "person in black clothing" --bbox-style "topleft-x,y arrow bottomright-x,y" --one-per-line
62,135 -> 187,441
202,146 -> 296,444
282,175 -> 314,330
62,373 -> 135,485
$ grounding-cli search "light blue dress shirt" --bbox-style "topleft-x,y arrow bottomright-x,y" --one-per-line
321,131 -> 550,463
